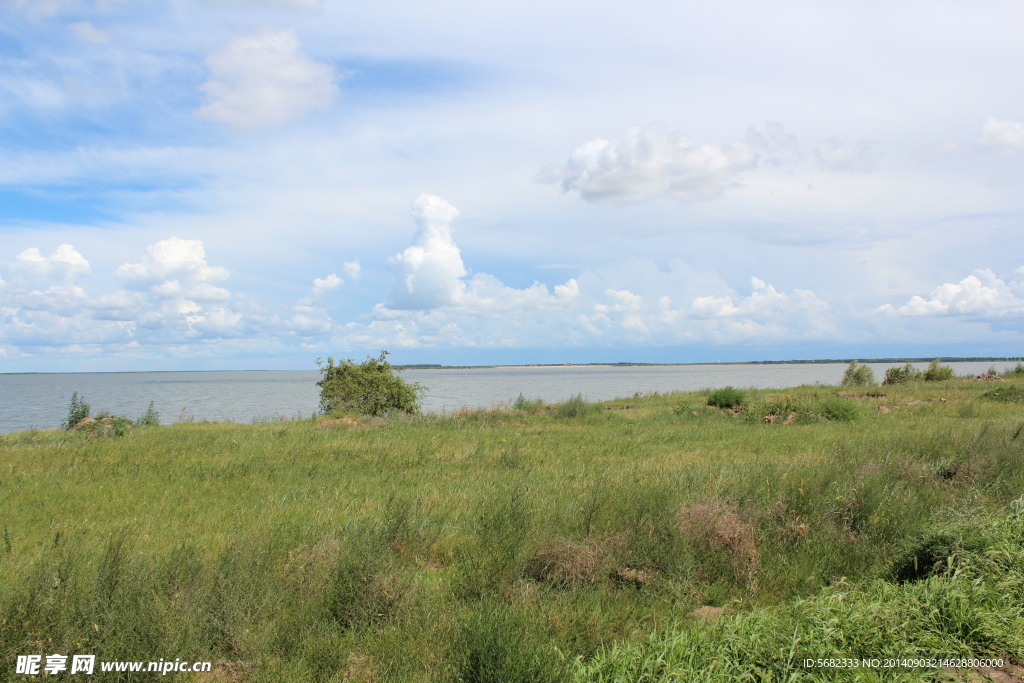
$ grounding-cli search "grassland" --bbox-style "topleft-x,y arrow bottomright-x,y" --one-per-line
1,378 -> 1023,681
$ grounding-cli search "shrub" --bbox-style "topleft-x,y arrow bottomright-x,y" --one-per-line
554,393 -> 597,419
136,401 -> 160,427
316,350 -> 423,416
707,386 -> 746,409
923,359 -> 955,382
840,361 -> 875,386
882,362 -> 922,385
61,392 -> 91,430
512,393 -> 545,413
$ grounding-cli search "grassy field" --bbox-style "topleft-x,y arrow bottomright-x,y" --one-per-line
2,377 -> 1023,681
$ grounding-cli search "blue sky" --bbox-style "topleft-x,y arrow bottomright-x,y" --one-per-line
1,0 -> 1023,371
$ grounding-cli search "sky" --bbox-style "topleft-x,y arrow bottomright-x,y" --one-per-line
1,0 -> 1023,371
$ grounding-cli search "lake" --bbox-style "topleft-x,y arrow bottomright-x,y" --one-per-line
0,361 -> 1014,434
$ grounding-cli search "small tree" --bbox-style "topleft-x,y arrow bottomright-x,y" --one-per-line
317,351 -> 423,416
62,392 -> 91,430
923,359 -> 955,382
841,361 -> 876,387
882,362 -> 923,385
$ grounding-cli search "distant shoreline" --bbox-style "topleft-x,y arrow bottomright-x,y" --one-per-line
396,357 -> 1023,370
2,357 -> 1019,376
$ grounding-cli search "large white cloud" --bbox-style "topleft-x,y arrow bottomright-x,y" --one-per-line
978,117 -> 1024,155
877,268 -> 1024,318
539,125 -> 758,203
197,27 -> 338,130
386,195 -> 468,309
362,195 -> 838,349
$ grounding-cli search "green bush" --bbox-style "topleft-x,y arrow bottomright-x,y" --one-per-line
707,386 -> 746,409
62,392 -> 91,430
923,359 -> 955,382
554,393 -> 597,419
882,362 -> 922,385
316,350 -> 423,416
840,361 -> 875,386
512,393 -> 545,413
136,401 -> 160,427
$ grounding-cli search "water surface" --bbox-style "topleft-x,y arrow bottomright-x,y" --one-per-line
0,361 -> 1013,434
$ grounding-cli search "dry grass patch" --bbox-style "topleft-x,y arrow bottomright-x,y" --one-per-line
676,498 -> 758,587
524,534 -> 625,587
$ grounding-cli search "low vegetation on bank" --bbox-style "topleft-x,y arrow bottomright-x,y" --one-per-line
1,365 -> 1023,680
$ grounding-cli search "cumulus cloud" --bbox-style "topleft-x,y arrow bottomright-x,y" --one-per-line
311,273 -> 342,298
539,124 -> 758,203
364,195 -> 840,349
814,137 -> 881,172
877,268 -> 1024,318
386,194 -> 468,309
11,244 -> 90,285
116,236 -> 229,301
197,27 -> 338,130
978,117 -> 1024,155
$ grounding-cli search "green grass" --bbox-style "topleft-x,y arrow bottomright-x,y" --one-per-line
1,379 -> 1023,680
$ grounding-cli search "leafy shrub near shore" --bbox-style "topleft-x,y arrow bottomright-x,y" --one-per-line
883,362 -> 923,385
317,350 -> 423,416
923,359 -> 956,382
61,392 -> 91,429
840,360 -> 876,386
707,386 -> 747,409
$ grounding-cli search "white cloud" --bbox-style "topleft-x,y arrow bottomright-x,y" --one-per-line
72,20 -> 111,44
311,273 -> 343,298
978,117 -> 1024,154
386,194 -> 468,309
814,138 -> 881,172
877,268 -> 1024,318
342,260 -> 361,281
197,27 -> 338,130
117,236 -> 228,293
539,124 -> 757,203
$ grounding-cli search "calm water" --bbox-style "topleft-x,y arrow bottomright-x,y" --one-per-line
0,361 -> 1014,434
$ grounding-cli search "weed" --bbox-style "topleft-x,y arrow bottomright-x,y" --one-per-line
706,386 -> 746,409
61,392 -> 91,430
554,394 -> 597,419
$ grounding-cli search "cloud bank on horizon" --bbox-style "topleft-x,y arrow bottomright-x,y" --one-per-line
1,1 -> 1023,369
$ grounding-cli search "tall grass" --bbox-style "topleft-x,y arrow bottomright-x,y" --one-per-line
1,381 -> 1023,679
